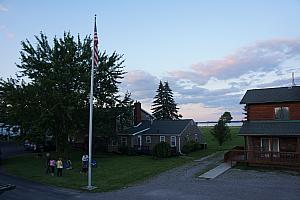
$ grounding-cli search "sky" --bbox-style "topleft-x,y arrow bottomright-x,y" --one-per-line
1,0 -> 300,121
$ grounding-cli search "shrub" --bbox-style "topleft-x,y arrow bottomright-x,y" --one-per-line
182,140 -> 202,154
152,142 -> 172,158
118,145 -> 129,154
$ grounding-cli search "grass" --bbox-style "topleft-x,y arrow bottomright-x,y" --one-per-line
2,152 -> 191,192
2,127 -> 244,192
188,126 -> 244,159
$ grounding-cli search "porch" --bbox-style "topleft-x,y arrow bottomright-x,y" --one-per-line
225,149 -> 300,170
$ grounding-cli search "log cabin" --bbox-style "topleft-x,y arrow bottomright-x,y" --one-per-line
238,86 -> 300,169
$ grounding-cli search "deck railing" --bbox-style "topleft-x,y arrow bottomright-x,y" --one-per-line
225,149 -> 300,167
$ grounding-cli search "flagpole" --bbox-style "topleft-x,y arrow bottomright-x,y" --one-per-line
87,14 -> 97,190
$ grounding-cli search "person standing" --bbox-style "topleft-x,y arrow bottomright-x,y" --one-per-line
81,154 -> 88,173
49,158 -> 56,176
45,152 -> 51,174
56,158 -> 63,177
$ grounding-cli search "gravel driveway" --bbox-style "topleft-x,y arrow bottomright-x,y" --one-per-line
1,151 -> 300,200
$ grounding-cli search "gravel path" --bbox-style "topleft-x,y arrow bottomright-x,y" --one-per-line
1,149 -> 300,200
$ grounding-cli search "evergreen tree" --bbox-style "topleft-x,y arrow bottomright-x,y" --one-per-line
151,81 -> 181,120
152,81 -> 165,119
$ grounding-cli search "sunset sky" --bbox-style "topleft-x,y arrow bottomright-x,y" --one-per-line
1,0 -> 300,121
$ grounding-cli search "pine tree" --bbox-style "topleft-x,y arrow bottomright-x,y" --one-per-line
152,81 -> 181,120
152,81 -> 165,119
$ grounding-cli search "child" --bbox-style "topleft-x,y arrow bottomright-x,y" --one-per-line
56,158 -> 63,177
49,158 -> 56,176
81,154 -> 88,173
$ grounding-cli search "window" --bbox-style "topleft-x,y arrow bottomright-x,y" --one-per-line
146,136 -> 151,144
111,139 -> 117,146
274,107 -> 289,120
261,138 -> 279,152
261,138 -> 270,152
121,137 -> 127,146
195,134 -> 198,142
160,136 -> 165,142
171,136 -> 176,147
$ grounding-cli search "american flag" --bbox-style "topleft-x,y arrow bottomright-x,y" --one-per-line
93,16 -> 99,66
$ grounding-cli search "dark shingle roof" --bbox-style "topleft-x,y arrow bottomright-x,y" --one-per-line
123,120 -> 151,135
239,121 -> 300,136
121,119 -> 195,136
240,86 -> 300,104
146,119 -> 193,135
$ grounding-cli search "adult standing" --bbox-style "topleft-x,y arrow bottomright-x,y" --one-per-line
45,152 -> 51,174
56,158 -> 63,177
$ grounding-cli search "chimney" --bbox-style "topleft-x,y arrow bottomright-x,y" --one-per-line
134,101 -> 142,126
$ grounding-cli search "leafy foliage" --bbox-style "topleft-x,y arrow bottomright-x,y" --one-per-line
210,119 -> 231,146
152,142 -> 172,158
0,32 -> 131,155
151,81 -> 181,120
181,140 -> 202,154
219,111 -> 233,123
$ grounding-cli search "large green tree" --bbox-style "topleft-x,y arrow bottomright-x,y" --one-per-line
0,32 -> 130,155
211,119 -> 231,146
151,81 -> 181,120
220,111 -> 233,123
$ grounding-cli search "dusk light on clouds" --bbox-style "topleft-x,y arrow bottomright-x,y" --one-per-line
1,0 -> 300,121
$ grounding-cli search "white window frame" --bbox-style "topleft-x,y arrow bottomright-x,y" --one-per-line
121,136 -> 127,146
160,136 -> 165,142
137,135 -> 142,147
170,136 -> 176,147
194,134 -> 198,142
146,136 -> 151,144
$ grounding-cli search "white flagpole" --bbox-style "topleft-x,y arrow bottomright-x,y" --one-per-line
87,15 -> 96,190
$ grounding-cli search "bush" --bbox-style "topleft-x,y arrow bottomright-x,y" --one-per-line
152,142 -> 172,158
118,145 -> 129,154
181,140 -> 202,154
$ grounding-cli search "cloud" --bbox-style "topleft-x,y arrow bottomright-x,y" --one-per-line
0,4 -> 8,12
121,70 -> 158,101
168,38 -> 300,85
121,37 -> 300,121
0,25 -> 14,39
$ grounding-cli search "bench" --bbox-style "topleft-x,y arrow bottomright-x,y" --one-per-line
0,184 -> 16,195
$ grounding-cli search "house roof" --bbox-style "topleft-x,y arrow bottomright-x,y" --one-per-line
239,121 -> 300,136
146,119 -> 193,135
240,86 -> 300,104
122,120 -> 151,135
121,119 -> 194,136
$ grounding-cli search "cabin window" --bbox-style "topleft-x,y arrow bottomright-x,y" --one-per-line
170,136 -> 176,147
274,107 -> 289,120
160,136 -> 165,142
194,134 -> 198,142
146,136 -> 151,144
261,138 -> 279,152
111,139 -> 118,146
121,137 -> 127,146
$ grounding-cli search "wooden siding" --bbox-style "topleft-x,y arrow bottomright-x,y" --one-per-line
247,102 -> 300,121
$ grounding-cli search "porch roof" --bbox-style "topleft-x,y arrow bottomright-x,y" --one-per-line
239,121 -> 300,136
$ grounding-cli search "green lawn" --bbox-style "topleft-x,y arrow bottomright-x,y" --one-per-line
2,127 -> 244,192
189,126 -> 244,158
2,152 -> 191,192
